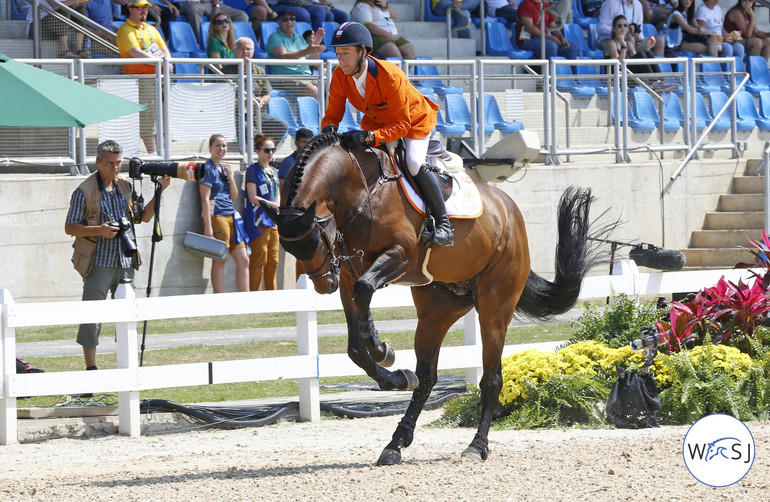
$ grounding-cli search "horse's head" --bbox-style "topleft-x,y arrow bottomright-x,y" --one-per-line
261,200 -> 340,294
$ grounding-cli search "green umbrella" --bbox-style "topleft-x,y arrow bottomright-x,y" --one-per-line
0,53 -> 146,127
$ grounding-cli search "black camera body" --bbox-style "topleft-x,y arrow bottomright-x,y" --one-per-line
110,217 -> 138,256
128,158 -> 205,182
629,23 -> 641,35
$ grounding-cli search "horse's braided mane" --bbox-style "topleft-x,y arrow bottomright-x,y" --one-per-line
286,132 -> 340,206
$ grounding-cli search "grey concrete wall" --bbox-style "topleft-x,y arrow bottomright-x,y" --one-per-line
0,157 -> 743,302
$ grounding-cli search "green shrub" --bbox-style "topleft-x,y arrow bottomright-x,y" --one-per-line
569,293 -> 667,348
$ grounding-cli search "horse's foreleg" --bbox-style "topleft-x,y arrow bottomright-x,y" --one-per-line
351,246 -> 410,377
377,284 -> 474,466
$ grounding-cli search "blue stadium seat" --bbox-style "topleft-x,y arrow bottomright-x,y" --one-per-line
695,92 -> 730,132
758,91 -> 770,125
267,96 -> 300,138
710,91 -> 753,131
415,88 -> 465,138
336,102 -> 361,134
200,21 -> 210,51
664,93 -> 705,131
320,21 -> 339,59
698,62 -> 730,94
736,91 -> 770,130
485,19 -> 533,59
632,90 -> 680,132
174,63 -> 202,83
168,22 -> 207,58
563,23 -> 603,59
261,21 -> 279,51
444,94 -> 495,135
642,23 -> 657,38
296,96 -> 320,134
414,58 -> 463,97
610,93 -> 655,132
553,58 -> 595,98
656,61 -> 683,96
747,56 -> 770,95
482,94 -> 524,135
11,0 -> 29,20
575,61 -> 608,97
666,25 -> 681,48
587,23 -> 600,50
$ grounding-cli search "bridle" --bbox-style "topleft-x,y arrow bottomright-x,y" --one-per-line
284,145 -> 402,282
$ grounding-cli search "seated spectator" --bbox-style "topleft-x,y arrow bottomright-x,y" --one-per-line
266,9 -> 325,97
27,0 -> 92,58
85,0 -> 117,32
177,0 -> 248,44
207,12 -> 236,68
350,0 -> 415,59
597,0 -> 664,56
245,134 -> 280,291
582,0 -> 602,17
247,0 -> 280,38
515,0 -> 579,59
604,14 -> 674,91
696,0 -> 744,59
641,0 -> 674,29
225,37 -> 290,143
431,0 -> 479,39
667,0 -> 717,56
278,127 -> 313,190
724,0 -> 770,61
271,0 -> 346,29
482,0 -> 517,25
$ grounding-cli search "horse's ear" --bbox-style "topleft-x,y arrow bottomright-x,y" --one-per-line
301,201 -> 317,226
259,200 -> 280,223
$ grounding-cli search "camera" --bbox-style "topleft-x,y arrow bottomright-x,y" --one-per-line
129,158 -> 205,182
629,23 -> 641,35
110,217 -> 138,257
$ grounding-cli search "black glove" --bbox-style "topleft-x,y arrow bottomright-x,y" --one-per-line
321,124 -> 337,134
340,130 -> 371,150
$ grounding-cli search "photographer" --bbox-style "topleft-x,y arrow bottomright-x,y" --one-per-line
65,140 -> 170,372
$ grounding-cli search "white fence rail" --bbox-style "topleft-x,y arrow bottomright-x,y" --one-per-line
1,261 -> 763,444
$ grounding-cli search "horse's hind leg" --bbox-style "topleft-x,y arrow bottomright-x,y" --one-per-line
377,283 -> 474,466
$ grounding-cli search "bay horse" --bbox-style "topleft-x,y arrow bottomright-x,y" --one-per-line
260,133 -> 605,465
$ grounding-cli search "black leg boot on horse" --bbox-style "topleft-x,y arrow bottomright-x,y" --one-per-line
414,164 -> 454,247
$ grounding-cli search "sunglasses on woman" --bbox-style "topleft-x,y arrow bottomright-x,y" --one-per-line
216,18 -> 231,25
615,23 -> 628,28
261,147 -> 276,153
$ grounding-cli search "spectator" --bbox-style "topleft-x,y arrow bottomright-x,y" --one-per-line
26,0 -> 91,58
224,37 -> 289,143
431,0 -> 479,39
65,139 -> 170,371
177,0 -> 248,44
597,0 -> 665,56
667,0 -> 717,56
724,0 -> 770,61
116,0 -> 173,155
481,0 -> 518,25
246,0 -> 280,38
272,0 -> 347,29
207,12 -> 236,68
85,0 -> 117,32
350,0 -> 415,59
604,13 -> 674,91
640,0 -> 674,29
245,134 -> 280,291
266,9 -> 325,97
696,0 -> 744,58
198,134 -> 250,293
278,127 -> 313,191
515,0 -> 578,59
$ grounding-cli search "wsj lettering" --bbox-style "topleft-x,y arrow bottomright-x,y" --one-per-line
686,437 -> 752,463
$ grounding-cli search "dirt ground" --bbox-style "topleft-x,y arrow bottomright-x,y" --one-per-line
1,408 -> 768,501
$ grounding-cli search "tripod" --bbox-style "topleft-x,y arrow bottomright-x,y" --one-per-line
140,176 -> 164,367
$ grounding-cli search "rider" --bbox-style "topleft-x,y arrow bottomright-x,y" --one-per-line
320,22 -> 454,247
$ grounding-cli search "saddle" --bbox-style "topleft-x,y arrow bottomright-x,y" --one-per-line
389,140 -> 453,202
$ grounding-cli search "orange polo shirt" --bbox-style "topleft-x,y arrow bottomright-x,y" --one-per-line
322,56 -> 438,145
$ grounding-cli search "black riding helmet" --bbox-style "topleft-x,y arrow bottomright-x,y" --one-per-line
329,22 -> 373,53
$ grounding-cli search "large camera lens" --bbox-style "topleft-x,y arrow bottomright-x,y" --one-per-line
129,158 -> 205,181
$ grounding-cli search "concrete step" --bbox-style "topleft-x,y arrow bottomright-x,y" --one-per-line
410,37 -> 477,59
690,229 -> 764,248
0,20 -> 27,39
703,211 -> 765,230
681,247 -> 756,268
718,193 -> 765,212
397,21 -> 452,39
733,175 -> 764,194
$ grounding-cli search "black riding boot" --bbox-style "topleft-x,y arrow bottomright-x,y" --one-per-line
414,164 -> 454,247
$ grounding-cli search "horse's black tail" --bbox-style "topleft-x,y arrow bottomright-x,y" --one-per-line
516,186 -> 612,320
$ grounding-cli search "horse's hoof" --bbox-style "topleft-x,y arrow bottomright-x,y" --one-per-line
376,448 -> 402,466
461,446 -> 487,462
375,345 -> 395,367
396,369 -> 419,391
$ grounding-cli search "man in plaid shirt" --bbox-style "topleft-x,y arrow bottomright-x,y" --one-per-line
65,140 -> 169,373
